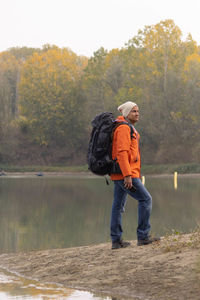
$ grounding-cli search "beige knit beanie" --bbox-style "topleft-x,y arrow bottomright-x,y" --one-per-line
118,101 -> 137,117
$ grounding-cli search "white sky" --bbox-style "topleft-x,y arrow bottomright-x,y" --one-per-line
1,0 -> 200,57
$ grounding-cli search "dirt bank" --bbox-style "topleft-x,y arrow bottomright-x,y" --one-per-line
0,233 -> 200,300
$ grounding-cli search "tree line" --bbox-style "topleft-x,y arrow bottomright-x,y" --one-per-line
0,19 -> 199,166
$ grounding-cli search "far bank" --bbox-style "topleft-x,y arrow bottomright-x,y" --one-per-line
0,163 -> 200,175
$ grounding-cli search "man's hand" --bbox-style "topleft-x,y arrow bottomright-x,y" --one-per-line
124,175 -> 132,189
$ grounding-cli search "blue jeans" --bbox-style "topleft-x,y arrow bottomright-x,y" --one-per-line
110,178 -> 152,242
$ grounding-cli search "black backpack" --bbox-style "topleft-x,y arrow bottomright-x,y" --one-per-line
87,112 -> 133,176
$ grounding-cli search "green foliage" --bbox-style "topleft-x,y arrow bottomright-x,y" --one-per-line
0,164 -> 88,172
141,163 -> 200,174
0,19 -> 200,165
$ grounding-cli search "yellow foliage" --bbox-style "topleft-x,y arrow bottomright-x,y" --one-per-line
18,47 -> 88,145
183,53 -> 200,85
185,53 -> 200,66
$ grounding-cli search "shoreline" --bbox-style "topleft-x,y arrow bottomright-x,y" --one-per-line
0,233 -> 200,300
1,171 -> 200,178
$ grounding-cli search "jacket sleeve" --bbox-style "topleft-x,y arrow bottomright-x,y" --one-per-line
115,125 -> 132,177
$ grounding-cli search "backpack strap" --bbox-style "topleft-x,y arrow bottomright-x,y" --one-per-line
112,121 -> 134,140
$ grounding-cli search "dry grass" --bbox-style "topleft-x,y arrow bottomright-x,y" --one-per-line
162,228 -> 200,253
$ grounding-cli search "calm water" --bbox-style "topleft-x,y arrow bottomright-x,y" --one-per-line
0,174 -> 199,299
0,175 -> 200,253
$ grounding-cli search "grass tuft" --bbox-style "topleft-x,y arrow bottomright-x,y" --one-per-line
162,228 -> 200,253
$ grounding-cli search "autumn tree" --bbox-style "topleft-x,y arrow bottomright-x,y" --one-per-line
18,47 -> 88,161
0,52 -> 20,121
0,20 -> 199,165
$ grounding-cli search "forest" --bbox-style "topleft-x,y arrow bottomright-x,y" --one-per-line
0,19 -> 199,166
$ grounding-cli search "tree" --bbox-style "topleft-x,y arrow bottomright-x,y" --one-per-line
19,47 -> 88,157
0,51 -> 19,123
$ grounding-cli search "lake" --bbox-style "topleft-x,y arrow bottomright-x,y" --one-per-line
0,174 -> 200,253
0,174 -> 199,299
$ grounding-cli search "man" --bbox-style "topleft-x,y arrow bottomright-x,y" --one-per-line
110,101 -> 160,249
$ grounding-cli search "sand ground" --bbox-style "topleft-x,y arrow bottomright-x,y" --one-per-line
0,232 -> 200,300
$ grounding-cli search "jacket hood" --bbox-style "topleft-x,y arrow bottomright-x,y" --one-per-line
115,115 -> 127,123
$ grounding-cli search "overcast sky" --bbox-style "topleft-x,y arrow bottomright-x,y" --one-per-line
1,0 -> 200,57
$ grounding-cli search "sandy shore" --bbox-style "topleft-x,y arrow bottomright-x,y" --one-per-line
0,232 -> 200,300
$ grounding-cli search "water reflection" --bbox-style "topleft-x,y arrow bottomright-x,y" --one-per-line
0,175 -> 199,253
0,268 -> 73,299
0,269 -> 112,299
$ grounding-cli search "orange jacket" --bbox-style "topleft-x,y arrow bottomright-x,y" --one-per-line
110,116 -> 141,180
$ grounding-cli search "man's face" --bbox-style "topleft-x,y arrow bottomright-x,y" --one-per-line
126,105 -> 139,124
